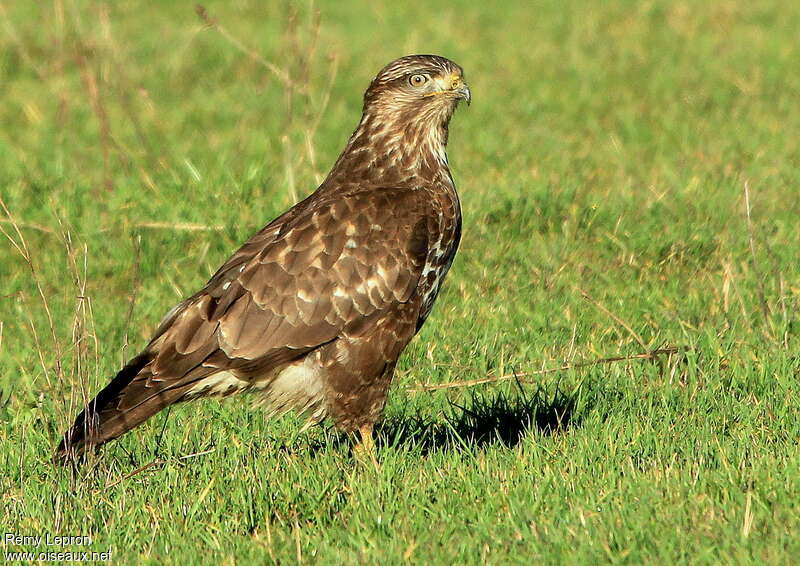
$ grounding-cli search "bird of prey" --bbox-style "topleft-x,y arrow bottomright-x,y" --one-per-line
56,54 -> 470,462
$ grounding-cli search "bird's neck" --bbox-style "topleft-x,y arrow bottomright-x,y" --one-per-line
323,108 -> 453,189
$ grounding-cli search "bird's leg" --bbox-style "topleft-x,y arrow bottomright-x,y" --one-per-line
353,423 -> 379,469
356,423 -> 374,453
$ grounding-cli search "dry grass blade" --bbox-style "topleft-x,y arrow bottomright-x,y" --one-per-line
134,221 -> 225,231
75,38 -> 114,191
195,4 -> 299,92
0,197 -> 63,388
577,287 -> 648,349
0,218 -> 55,234
96,448 -> 216,492
408,347 -> 686,392
0,1 -> 46,79
743,180 -> 774,334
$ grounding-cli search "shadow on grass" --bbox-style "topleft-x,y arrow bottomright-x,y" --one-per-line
373,384 -> 583,454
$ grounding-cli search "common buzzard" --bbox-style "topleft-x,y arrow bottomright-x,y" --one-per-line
56,54 -> 470,462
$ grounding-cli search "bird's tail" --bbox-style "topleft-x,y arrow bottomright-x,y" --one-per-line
54,352 -> 195,465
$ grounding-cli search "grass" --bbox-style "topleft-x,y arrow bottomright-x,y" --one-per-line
1,0 -> 799,563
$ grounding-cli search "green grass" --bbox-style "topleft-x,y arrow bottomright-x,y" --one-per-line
1,0 -> 799,563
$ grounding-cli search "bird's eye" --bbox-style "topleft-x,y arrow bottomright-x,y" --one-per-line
409,74 -> 428,87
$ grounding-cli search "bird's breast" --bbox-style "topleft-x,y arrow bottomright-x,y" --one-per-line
417,198 -> 462,326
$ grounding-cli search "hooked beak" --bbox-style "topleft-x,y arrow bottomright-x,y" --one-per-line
456,83 -> 471,106
451,74 -> 471,106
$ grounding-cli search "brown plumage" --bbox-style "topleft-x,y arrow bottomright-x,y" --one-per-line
56,54 -> 470,462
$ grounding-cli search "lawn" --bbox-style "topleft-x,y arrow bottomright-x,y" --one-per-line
1,0 -> 799,563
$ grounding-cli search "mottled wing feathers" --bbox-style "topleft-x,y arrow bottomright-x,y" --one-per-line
183,194 -> 419,372
156,187 -> 430,366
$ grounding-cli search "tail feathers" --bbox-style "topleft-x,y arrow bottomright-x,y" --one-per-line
54,352 -> 202,465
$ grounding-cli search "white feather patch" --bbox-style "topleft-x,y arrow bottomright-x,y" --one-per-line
258,358 -> 327,420
185,371 -> 249,398
184,361 -> 328,426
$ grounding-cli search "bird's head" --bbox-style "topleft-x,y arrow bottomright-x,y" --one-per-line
328,54 -> 469,184
362,54 -> 470,124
